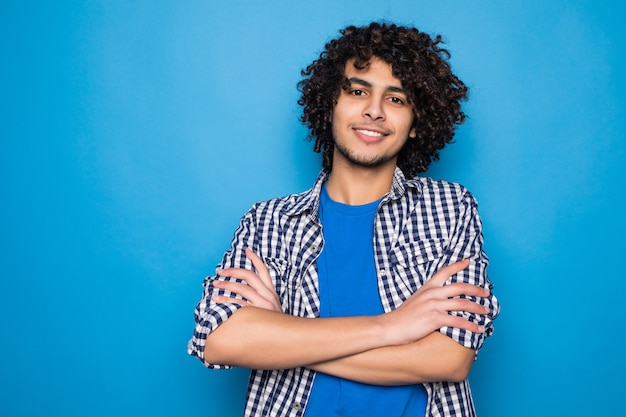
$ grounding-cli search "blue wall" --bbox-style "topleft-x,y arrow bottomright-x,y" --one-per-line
2,1 -> 625,416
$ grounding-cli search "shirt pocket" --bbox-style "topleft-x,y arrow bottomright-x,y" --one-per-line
389,238 -> 446,294
264,257 -> 295,309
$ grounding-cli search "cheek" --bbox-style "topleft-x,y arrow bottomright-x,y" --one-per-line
331,103 -> 351,130
399,112 -> 415,136
332,99 -> 349,119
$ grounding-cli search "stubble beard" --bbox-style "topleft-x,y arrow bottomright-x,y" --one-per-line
333,138 -> 399,169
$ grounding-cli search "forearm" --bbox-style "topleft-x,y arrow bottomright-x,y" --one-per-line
203,259 -> 489,371
308,332 -> 475,385
203,306 -> 392,369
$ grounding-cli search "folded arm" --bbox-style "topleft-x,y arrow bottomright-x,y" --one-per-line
203,249 -> 488,377
308,332 -> 475,385
204,305 -> 388,369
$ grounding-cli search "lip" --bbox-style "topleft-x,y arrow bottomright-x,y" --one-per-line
352,125 -> 390,143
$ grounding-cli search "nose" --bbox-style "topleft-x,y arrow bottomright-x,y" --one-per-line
363,97 -> 385,121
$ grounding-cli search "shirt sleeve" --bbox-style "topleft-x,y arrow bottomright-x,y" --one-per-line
438,188 -> 500,354
187,206 -> 259,369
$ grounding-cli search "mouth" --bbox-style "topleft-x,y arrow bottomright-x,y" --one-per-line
354,128 -> 386,137
352,126 -> 390,142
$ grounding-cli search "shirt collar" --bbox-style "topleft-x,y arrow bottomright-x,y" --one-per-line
284,170 -> 329,218
285,167 -> 423,217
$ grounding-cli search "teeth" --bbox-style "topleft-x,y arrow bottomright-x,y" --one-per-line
356,129 -> 384,137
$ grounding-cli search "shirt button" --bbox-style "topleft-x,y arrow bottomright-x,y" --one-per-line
292,402 -> 302,410
311,245 -> 318,252
379,269 -> 387,277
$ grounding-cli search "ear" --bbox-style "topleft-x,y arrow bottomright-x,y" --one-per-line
409,127 -> 417,139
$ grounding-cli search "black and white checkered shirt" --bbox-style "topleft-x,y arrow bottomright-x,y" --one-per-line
189,168 -> 500,417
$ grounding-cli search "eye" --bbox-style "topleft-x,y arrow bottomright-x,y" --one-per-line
349,89 -> 365,96
388,96 -> 405,105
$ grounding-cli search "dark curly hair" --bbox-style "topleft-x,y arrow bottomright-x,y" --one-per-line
298,22 -> 468,176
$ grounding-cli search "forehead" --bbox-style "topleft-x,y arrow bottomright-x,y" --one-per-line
344,57 -> 404,88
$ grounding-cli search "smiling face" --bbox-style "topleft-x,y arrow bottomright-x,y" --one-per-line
331,57 -> 416,172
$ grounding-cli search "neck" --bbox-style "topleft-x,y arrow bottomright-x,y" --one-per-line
325,161 -> 396,205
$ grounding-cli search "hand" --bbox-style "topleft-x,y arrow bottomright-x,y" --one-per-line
382,259 -> 490,345
212,248 -> 282,312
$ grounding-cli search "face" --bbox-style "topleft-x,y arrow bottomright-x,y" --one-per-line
331,57 -> 416,171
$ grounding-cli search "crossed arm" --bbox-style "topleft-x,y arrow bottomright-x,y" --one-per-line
202,249 -> 490,385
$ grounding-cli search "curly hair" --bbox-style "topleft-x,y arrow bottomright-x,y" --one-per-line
298,22 -> 468,176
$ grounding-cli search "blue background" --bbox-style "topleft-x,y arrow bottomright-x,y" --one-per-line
2,1 -> 625,416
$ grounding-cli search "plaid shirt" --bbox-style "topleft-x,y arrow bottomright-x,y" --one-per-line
189,168 -> 500,417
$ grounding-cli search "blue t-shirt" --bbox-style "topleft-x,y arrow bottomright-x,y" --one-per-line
304,184 -> 427,417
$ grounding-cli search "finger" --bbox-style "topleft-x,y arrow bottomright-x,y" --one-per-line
442,297 -> 490,316
439,314 -> 485,334
425,259 -> 470,288
218,267 -> 265,287
416,292 -> 489,318
217,266 -> 257,279
212,294 -> 249,307
431,282 -> 490,300
213,278 -> 282,311
245,248 -> 274,290
217,263 -> 281,311
213,280 -> 260,303
242,248 -> 280,305
218,258 -> 272,293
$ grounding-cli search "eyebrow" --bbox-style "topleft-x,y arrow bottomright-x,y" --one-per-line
348,77 -> 407,95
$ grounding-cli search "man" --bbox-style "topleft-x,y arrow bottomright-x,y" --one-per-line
189,22 -> 500,417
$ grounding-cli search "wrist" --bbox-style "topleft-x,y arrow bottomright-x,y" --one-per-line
373,312 -> 404,347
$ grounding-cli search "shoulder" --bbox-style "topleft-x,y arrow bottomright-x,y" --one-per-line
407,176 -> 474,204
244,187 -> 317,222
251,190 -> 307,212
245,170 -> 327,219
